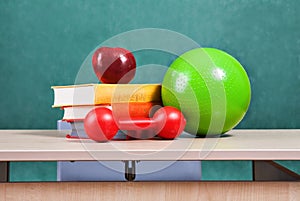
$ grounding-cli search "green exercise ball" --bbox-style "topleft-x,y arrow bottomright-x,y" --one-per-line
162,48 -> 251,136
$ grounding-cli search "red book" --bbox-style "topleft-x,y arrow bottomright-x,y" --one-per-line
62,102 -> 162,122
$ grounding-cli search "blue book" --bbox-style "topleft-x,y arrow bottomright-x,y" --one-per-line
58,120 -> 127,139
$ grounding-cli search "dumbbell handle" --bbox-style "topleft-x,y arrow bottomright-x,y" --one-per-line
117,117 -> 163,131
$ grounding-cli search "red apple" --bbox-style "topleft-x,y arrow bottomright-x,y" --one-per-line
92,47 -> 136,84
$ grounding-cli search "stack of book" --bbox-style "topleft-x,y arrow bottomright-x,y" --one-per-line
52,83 -> 162,139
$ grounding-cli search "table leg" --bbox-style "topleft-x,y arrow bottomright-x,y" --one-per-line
0,162 -> 8,182
253,160 -> 300,181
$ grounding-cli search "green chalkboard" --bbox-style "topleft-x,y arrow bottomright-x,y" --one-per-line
0,0 -> 299,129
1,0 -> 299,182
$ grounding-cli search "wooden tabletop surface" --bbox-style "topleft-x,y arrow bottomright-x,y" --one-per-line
0,129 -> 299,161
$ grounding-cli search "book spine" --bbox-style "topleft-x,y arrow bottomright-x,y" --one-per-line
112,102 -> 162,118
62,102 -> 162,121
94,85 -> 162,104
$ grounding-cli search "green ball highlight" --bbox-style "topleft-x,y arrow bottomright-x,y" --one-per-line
162,48 -> 251,136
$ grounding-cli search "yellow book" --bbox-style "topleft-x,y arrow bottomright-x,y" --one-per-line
52,83 -> 161,107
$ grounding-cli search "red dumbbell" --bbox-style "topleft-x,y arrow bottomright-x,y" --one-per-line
84,106 -> 186,142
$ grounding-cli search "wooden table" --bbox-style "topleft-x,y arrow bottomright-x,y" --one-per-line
0,129 -> 299,200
